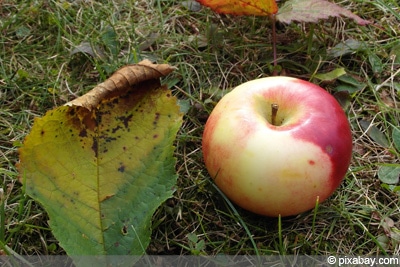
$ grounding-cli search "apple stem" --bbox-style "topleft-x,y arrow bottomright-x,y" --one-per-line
271,104 -> 279,126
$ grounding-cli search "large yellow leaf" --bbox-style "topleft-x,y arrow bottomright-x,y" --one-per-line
196,0 -> 278,16
17,60 -> 183,259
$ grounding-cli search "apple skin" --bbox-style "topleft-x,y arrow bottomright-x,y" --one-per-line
202,76 -> 352,217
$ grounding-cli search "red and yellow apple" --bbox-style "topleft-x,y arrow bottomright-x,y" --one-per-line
202,76 -> 352,217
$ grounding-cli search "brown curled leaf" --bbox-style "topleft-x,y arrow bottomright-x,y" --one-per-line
66,59 -> 176,110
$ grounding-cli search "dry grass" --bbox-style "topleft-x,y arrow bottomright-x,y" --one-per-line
1,0 -> 399,257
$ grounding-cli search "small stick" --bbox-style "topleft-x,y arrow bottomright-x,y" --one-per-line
270,14 -> 277,69
271,103 -> 279,126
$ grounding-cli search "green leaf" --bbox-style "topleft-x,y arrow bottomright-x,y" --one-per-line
101,26 -> 119,58
187,233 -> 199,244
333,91 -> 351,110
314,67 -> 346,82
334,84 -> 362,94
16,69 -> 30,80
178,99 -> 191,114
392,126 -> 400,152
377,234 -> 390,249
181,0 -> 202,12
359,119 -> 390,148
389,42 -> 400,64
338,75 -> 367,89
335,75 -> 366,94
15,26 -> 31,38
18,61 -> 183,258
378,166 -> 400,185
394,83 -> 400,92
368,54 -> 383,74
70,41 -> 106,59
327,39 -> 367,58
381,183 -> 400,193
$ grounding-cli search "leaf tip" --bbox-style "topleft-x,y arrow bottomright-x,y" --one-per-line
196,0 -> 278,16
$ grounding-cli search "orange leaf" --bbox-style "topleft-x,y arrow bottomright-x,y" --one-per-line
196,0 -> 278,16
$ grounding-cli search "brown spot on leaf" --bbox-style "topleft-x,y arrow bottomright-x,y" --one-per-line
112,125 -> 123,134
79,129 -> 87,137
153,112 -> 161,128
102,136 -> 117,143
116,114 -> 133,129
101,194 -> 115,201
92,138 -> 98,157
121,225 -> 128,235
66,107 -> 97,134
81,110 -> 97,132
68,109 -> 76,116
123,114 -> 133,128
118,163 -> 125,173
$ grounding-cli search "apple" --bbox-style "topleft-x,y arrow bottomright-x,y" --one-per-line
202,76 -> 352,217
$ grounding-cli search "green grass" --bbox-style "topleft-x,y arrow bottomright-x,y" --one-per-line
1,0 -> 400,256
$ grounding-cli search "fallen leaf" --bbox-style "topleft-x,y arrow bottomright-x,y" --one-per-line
337,74 -> 367,89
393,126 -> 400,152
359,119 -> 390,148
18,60 -> 183,259
379,90 -> 396,108
66,60 -> 175,110
390,228 -> 400,243
378,165 -> 400,185
377,234 -> 390,250
390,42 -> 400,64
70,42 -> 106,60
369,53 -> 384,74
196,0 -> 278,16
314,67 -> 346,82
276,0 -> 371,25
182,0 -> 203,12
101,26 -> 119,57
137,33 -> 160,51
328,39 -> 368,58
333,91 -> 351,111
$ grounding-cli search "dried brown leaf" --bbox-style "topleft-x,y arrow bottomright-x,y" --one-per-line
66,60 -> 176,110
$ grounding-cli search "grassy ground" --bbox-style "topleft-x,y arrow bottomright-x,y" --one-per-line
1,0 -> 399,257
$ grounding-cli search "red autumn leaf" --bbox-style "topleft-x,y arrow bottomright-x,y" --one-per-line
196,0 -> 278,16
